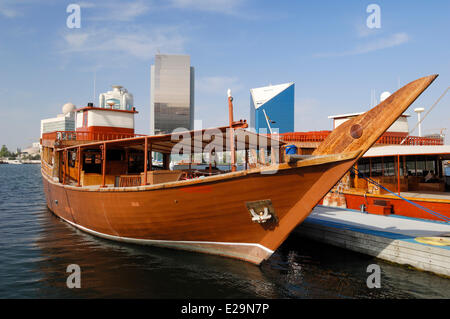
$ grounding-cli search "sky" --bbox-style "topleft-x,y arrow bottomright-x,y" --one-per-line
0,0 -> 449,150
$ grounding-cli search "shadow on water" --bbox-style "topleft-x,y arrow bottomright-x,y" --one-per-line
1,165 -> 449,298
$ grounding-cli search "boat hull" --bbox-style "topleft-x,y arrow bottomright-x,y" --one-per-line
42,157 -> 356,264
342,192 -> 450,222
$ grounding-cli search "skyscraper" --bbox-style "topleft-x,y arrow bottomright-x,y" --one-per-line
250,82 -> 295,134
150,54 -> 195,135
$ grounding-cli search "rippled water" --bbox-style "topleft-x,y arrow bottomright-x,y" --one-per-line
1,164 -> 449,298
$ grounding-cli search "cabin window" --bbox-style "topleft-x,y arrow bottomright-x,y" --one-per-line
106,149 -> 124,161
426,158 -> 436,175
68,150 -> 77,168
357,159 -> 370,176
128,152 -> 144,174
83,151 -> 102,174
416,158 -> 426,176
383,157 -> 395,177
82,111 -> 88,127
370,159 -> 383,177
406,158 -> 416,176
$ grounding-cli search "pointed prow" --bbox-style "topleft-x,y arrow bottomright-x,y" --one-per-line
313,74 -> 439,157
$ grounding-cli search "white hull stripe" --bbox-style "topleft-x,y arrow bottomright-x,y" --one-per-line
58,215 -> 274,254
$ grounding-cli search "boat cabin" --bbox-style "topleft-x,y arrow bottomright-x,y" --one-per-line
41,119 -> 285,188
348,145 -> 450,194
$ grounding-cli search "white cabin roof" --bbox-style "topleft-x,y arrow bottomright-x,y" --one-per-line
363,145 -> 450,158
328,112 -> 411,119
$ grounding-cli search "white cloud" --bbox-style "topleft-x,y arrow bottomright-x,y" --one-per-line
169,0 -> 244,14
0,1 -> 20,18
315,32 -> 410,58
78,2 -> 96,9
355,23 -> 381,38
197,76 -> 243,95
60,26 -> 186,60
88,0 -> 151,22
64,33 -> 89,49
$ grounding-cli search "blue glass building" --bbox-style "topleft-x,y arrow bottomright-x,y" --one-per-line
249,82 -> 294,134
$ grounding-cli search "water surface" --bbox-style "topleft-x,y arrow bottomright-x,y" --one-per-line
1,164 -> 449,298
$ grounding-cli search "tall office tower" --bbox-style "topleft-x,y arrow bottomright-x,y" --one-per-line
249,82 -> 295,134
150,54 -> 195,135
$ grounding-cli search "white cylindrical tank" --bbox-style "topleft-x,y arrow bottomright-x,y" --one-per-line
62,103 -> 76,115
380,91 -> 391,102
98,85 -> 134,110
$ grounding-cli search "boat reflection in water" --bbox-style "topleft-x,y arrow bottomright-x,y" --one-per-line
32,205 -> 450,298
34,208 -> 279,298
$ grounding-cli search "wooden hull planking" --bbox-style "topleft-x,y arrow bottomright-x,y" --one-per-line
42,155 -> 357,264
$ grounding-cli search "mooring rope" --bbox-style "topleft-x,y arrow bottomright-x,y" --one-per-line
351,167 -> 450,223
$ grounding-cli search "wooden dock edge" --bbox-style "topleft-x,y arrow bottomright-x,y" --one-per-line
294,219 -> 450,278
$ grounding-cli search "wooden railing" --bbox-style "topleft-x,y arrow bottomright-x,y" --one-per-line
41,159 -> 54,178
119,175 -> 141,187
279,131 -> 443,146
42,131 -> 147,142
280,131 -> 331,143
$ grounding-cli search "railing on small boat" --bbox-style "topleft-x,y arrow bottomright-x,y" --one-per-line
118,175 -> 142,187
41,131 -> 147,142
279,131 -> 444,146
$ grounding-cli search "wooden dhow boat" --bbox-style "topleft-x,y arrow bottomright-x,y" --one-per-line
40,75 -> 438,264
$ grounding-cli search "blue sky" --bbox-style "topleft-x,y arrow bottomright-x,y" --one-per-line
1,0 -> 449,150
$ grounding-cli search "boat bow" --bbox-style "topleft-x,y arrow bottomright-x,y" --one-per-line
313,74 -> 439,157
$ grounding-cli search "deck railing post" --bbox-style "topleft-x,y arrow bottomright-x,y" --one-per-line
101,143 -> 106,187
397,154 -> 401,195
149,142 -> 153,171
62,150 -> 66,185
245,148 -> 248,170
143,137 -> 148,185
77,146 -> 81,187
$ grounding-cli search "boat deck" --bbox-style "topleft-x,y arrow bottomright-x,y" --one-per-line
400,191 -> 450,201
295,205 -> 450,277
344,189 -> 450,202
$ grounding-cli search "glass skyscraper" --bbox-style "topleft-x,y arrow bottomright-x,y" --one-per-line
150,54 -> 195,135
250,82 -> 295,134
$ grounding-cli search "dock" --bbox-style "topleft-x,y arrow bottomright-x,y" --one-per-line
295,205 -> 450,277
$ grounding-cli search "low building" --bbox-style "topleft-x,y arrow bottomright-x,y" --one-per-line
40,104 -> 76,137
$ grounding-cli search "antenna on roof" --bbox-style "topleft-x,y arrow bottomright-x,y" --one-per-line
93,70 -> 96,106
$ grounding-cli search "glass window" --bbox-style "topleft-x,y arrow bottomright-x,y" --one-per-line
371,159 -> 382,177
383,157 -> 395,176
406,157 -> 416,176
416,157 -> 426,176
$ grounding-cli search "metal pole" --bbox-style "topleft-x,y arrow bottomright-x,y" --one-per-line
228,89 -> 236,172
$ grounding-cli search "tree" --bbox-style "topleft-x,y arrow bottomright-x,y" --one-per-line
0,145 -> 11,158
